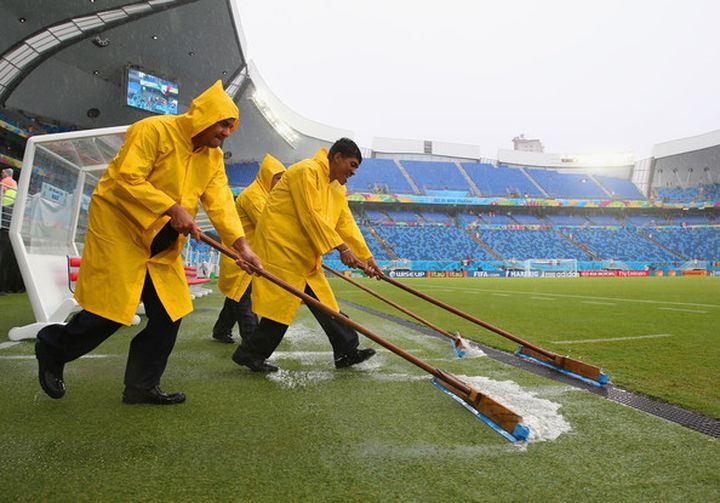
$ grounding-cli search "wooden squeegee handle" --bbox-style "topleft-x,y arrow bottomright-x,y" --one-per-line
378,272 -> 555,359
198,233 -> 472,394
322,264 -> 461,343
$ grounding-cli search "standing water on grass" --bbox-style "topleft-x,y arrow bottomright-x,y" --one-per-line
460,375 -> 572,443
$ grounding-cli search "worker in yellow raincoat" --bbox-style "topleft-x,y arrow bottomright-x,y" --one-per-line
211,153 -> 285,343
232,138 -> 382,372
34,81 -> 261,405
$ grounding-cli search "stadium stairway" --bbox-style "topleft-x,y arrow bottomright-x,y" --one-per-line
394,159 -> 421,194
520,166 -> 550,198
463,226 -> 503,260
643,233 -> 686,260
364,223 -> 399,260
557,229 -> 599,260
588,173 -> 614,199
455,161 -> 482,196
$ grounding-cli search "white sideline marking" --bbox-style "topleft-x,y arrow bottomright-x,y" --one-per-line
422,285 -> 720,309
551,334 -> 673,344
492,293 -> 512,297
0,341 -> 22,350
582,301 -> 616,306
656,307 -> 708,314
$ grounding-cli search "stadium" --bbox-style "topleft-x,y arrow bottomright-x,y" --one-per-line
0,1 -> 718,501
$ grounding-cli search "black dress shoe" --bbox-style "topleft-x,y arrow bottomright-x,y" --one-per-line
35,341 -> 65,399
335,348 -> 376,369
122,385 -> 186,405
212,333 -> 235,344
231,351 -> 279,372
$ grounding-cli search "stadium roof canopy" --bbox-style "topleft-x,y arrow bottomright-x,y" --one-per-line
0,0 -> 349,164
2,1 -> 719,177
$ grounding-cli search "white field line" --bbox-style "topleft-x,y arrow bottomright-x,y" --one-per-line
419,285 -> 720,309
492,293 -> 512,297
582,301 -> 616,306
0,341 -> 22,350
656,307 -> 708,314
551,334 -> 673,345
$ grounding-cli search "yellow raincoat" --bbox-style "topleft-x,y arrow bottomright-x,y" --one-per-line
251,148 -> 372,325
217,153 -> 285,301
76,81 -> 244,325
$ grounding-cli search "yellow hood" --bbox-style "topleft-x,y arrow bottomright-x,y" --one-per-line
182,80 -> 239,137
256,153 -> 286,193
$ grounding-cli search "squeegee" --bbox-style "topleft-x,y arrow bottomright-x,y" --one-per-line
200,233 -> 530,442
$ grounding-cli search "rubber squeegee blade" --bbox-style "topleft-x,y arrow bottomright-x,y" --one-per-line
451,338 -> 466,358
431,377 -> 530,443
515,345 -> 610,388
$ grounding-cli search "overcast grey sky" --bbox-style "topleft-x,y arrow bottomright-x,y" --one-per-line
235,0 -> 719,159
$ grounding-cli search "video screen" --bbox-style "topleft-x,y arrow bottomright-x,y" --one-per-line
125,67 -> 179,115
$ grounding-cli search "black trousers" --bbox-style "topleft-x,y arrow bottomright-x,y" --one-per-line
212,286 -> 257,341
36,271 -> 181,390
235,284 -> 359,361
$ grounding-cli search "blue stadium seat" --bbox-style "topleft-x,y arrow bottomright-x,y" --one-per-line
655,186 -> 700,202
545,214 -> 588,226
374,225 -> 494,261
419,211 -> 453,224
594,175 -> 645,199
525,168 -> 607,198
400,160 -> 471,193
345,158 -> 415,194
586,214 -> 622,225
480,212 -> 514,225
479,229 -> 588,260
225,161 -> 259,188
386,210 -> 419,223
570,227 -> 677,261
462,163 -> 544,197
648,227 -> 719,260
511,213 -> 546,225
363,209 -> 390,224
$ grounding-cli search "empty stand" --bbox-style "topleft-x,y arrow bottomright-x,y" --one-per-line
363,209 -> 391,224
655,186 -> 700,202
419,211 -> 453,224
345,158 -> 415,194
648,227 -> 719,260
462,163 -> 544,197
510,213 -> 546,225
400,160 -> 471,194
594,174 -> 645,199
586,214 -> 622,226
525,168 -> 607,199
569,227 -> 678,261
386,210 -> 420,223
544,214 -> 588,226
374,225 -> 495,261
479,229 -> 589,260
226,161 -> 259,188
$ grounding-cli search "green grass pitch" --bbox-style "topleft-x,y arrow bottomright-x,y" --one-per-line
0,276 -> 718,502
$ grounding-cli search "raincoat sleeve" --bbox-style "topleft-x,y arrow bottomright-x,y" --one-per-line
200,159 -> 245,244
110,121 -> 177,229
337,204 -> 372,261
238,189 -> 265,227
288,166 -> 343,255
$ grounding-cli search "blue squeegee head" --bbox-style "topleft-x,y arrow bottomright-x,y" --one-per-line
515,346 -> 609,388
431,377 -> 530,443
